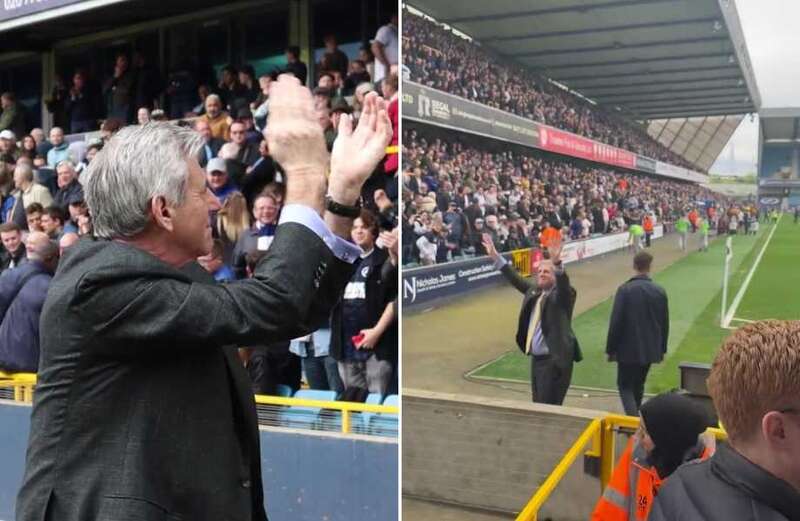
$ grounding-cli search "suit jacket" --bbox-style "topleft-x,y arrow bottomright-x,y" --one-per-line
16,222 -> 354,521
501,263 -> 582,370
606,274 -> 669,365
0,261 -> 51,372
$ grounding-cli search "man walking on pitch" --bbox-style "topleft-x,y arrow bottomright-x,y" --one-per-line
606,251 -> 669,416
484,235 -> 582,405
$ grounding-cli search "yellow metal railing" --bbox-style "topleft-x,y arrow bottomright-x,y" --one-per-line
515,414 -> 726,521
254,394 -> 399,435
511,248 -> 534,277
0,372 -> 37,403
0,374 -> 398,435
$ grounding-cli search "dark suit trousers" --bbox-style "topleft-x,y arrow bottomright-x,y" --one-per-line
617,363 -> 651,416
531,355 -> 572,405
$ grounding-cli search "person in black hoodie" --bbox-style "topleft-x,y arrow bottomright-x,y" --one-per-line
650,320 -> 800,521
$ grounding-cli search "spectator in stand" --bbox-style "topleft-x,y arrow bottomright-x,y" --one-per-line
19,135 -> 37,161
0,223 -> 26,272
191,84 -> 211,116
198,238 -> 235,283
251,74 -> 272,131
382,74 -> 399,177
40,206 -> 66,241
237,66 -> 259,107
353,82 -> 376,120
25,203 -> 44,233
371,11 -> 398,84
284,46 -> 308,85
331,210 -> 397,395
650,321 -> 800,521
239,249 -> 302,396
0,92 -> 27,138
137,107 -> 151,125
195,119 -> 224,168
199,94 -> 231,141
0,231 -> 59,373
53,160 -> 83,212
218,65 -> 250,117
232,192 -> 280,279
403,10 -> 703,171
0,130 -> 18,160
103,53 -> 136,123
99,118 -> 124,143
46,127 -> 70,167
205,157 -> 239,205
214,191 -> 250,266
7,163 -> 53,230
321,34 -> 349,77
290,328 -> 344,393
30,128 -> 49,158
45,76 -> 70,132
359,45 -> 376,81
132,51 -> 164,112
64,70 -> 102,134
230,120 -> 260,167
343,60 -> 371,96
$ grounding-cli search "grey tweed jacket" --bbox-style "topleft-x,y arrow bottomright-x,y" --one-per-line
15,222 -> 354,521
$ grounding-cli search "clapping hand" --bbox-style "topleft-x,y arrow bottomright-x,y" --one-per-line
266,75 -> 329,178
329,92 -> 392,205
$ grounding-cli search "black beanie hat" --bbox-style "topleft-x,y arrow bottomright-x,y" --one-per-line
640,392 -> 709,478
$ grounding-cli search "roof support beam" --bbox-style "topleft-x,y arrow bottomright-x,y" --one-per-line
691,115 -> 729,164
640,109 -> 748,119
485,17 -> 720,42
576,77 -> 744,94
676,116 -> 708,155
511,36 -> 728,58
558,65 -> 738,82
442,0 -> 673,24
533,52 -> 731,70
597,89 -> 747,104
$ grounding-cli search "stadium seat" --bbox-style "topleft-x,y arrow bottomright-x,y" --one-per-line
274,384 -> 293,398
368,394 -> 399,436
278,389 -> 337,430
354,393 -> 385,434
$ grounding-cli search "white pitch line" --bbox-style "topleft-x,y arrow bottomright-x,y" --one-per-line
722,216 -> 781,327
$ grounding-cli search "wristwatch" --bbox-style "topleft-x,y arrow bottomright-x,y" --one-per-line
325,195 -> 362,218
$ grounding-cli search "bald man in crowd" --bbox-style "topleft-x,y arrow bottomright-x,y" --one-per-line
0,232 -> 59,372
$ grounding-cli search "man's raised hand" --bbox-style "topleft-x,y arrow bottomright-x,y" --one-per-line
265,75 -> 329,181
329,92 -> 393,205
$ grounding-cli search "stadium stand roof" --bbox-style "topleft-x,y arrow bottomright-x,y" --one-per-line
407,0 -> 762,171
759,108 -> 800,142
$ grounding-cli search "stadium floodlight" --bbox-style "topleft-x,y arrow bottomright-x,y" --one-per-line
720,237 -> 733,327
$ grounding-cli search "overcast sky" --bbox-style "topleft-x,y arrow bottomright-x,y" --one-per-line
710,0 -> 799,174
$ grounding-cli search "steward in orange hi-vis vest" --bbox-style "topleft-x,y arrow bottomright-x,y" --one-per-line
591,393 -> 714,521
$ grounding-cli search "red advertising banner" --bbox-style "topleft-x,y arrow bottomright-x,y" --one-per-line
539,126 -> 636,170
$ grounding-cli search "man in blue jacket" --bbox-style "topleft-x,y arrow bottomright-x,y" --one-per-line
0,232 -> 59,372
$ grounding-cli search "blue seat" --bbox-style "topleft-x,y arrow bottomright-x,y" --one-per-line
354,393 -> 384,434
274,384 -> 293,397
279,389 -> 337,430
368,394 -> 399,436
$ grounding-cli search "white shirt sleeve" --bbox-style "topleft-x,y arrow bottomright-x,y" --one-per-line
279,204 -> 362,264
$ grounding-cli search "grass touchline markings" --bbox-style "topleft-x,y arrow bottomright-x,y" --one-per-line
722,215 -> 782,328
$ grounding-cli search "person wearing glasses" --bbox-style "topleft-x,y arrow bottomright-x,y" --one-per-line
649,320 -> 800,521
592,392 -> 713,521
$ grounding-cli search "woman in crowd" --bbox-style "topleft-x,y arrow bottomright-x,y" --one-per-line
215,191 -> 251,267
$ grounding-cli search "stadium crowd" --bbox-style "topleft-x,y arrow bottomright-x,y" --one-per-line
402,127 -> 729,266
0,17 -> 400,400
403,10 -> 700,172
